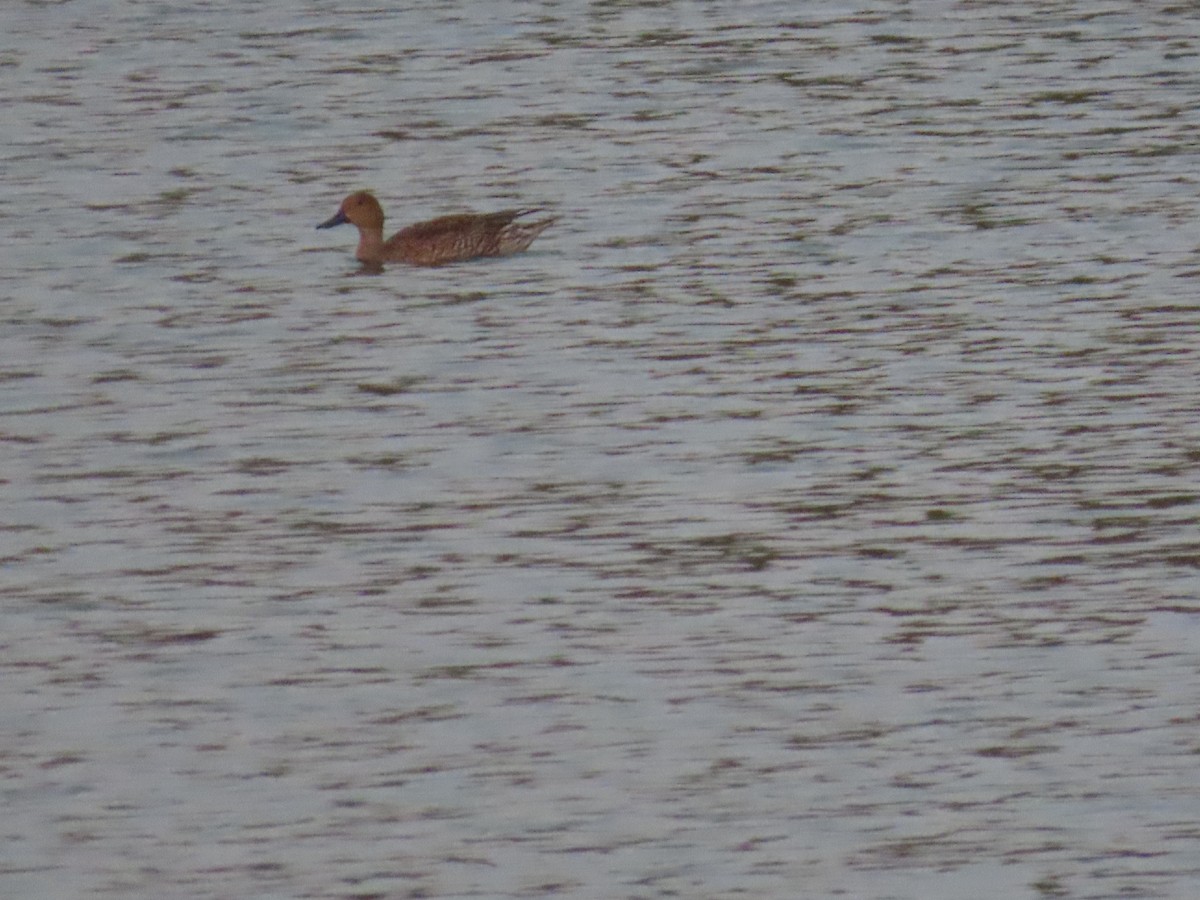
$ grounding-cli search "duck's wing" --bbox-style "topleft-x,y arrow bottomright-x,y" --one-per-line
385,210 -> 552,265
393,210 -> 535,241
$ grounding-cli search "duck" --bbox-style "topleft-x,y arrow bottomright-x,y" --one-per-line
317,190 -> 557,268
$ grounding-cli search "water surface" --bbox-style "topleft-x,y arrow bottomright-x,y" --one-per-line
2,2 -> 1199,898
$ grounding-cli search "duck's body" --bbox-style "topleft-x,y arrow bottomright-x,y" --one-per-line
318,191 -> 556,267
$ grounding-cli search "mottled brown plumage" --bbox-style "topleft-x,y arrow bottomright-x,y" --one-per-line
317,191 -> 556,267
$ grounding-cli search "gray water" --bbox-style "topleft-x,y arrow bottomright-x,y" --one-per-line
2,1 -> 1199,898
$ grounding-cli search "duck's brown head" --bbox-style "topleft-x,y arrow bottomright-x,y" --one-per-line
317,191 -> 385,231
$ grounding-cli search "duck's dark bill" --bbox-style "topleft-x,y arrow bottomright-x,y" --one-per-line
317,210 -> 348,229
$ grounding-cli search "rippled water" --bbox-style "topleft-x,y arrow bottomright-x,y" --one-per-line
3,1 -> 1199,898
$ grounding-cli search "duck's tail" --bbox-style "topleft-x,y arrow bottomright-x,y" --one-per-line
497,209 -> 559,255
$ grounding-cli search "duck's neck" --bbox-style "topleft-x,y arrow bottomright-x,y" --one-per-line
355,226 -> 385,265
